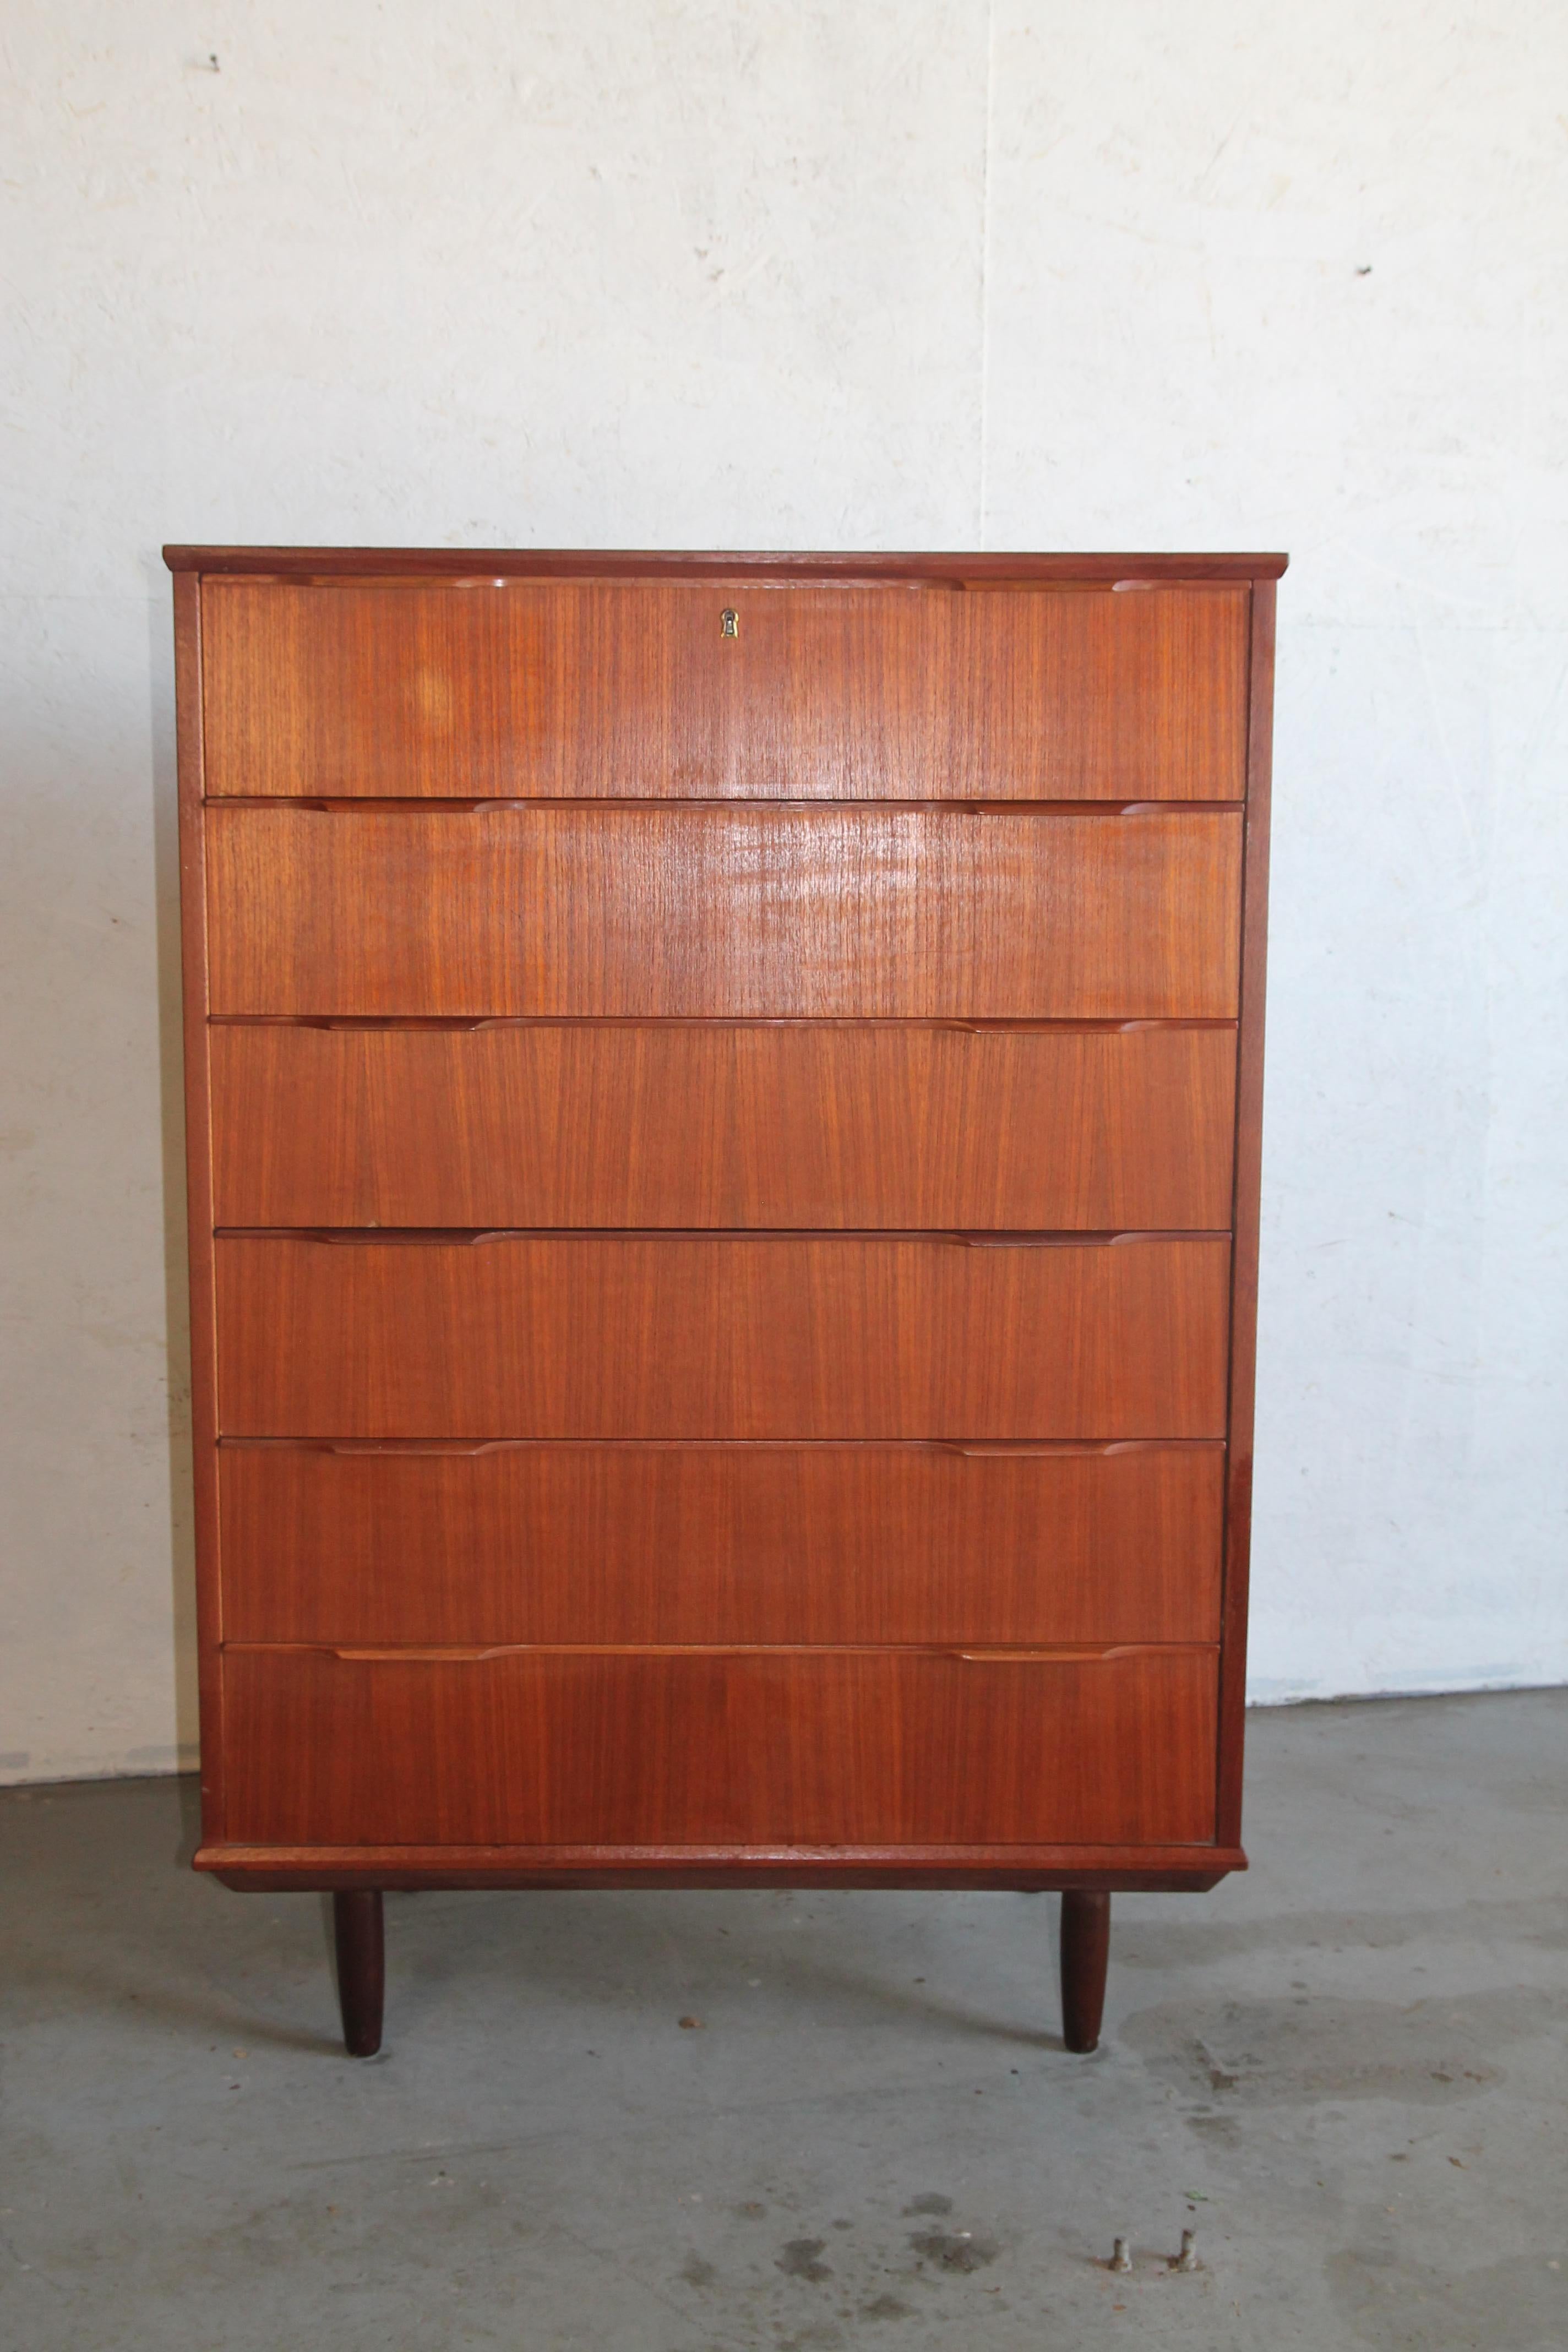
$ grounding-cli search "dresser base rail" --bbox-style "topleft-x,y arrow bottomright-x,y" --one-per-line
198,1843 -> 1244,1893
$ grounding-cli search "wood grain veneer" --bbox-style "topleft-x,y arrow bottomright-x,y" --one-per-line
204,803 -> 1243,1022
220,1644 -> 1219,1849
214,1232 -> 1232,1442
199,579 -> 1250,803
210,1020 -> 1237,1232
217,1439 -> 1224,1648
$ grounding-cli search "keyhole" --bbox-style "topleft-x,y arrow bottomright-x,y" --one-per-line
720,608 -> 739,639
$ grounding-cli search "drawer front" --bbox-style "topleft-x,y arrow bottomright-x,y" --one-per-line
214,1234 -> 1231,1440
200,579 -> 1249,803
210,1021 -> 1237,1231
220,1644 -> 1219,1847
219,1440 -> 1224,1647
204,805 -> 1242,1020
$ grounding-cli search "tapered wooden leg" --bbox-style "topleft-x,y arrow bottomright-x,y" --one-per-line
1060,1890 -> 1110,2052
333,1891 -> 385,2056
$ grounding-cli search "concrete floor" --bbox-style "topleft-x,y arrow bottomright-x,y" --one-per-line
1,1694 -> 1564,2351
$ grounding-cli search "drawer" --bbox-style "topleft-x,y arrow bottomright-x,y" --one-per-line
213,1233 -> 1231,1440
200,579 -> 1250,803
220,1643 -> 1220,1847
219,1439 -> 1224,1646
210,1020 -> 1237,1231
204,805 -> 1242,1021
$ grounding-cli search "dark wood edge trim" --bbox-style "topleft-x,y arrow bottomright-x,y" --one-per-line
163,546 -> 1289,583
198,1843 -> 1248,1894
212,1225 -> 1232,1245
174,573 -> 224,1841
1217,579 -> 1277,1846
209,1014 -> 1241,1032
205,799 -> 1250,818
198,1841 -> 1242,1868
213,1868 -> 1240,1893
215,1434 -> 1229,1454
219,1638 -> 1218,1659
204,796 -> 1248,814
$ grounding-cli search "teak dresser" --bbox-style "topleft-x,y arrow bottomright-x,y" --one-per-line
166,546 -> 1283,2057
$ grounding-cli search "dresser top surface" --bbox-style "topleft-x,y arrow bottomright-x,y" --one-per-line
164,546 -> 1288,584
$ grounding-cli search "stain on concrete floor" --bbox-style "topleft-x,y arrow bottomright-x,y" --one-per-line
1120,1983 -> 1565,2106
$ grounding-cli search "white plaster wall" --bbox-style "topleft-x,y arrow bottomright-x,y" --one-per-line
2,2 -> 1564,1780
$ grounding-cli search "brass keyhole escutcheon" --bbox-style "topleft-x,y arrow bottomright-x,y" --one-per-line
720,608 -> 739,639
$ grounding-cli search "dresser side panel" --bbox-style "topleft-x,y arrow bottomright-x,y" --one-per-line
175,574 -> 224,1836
1217,579 -> 1276,1845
